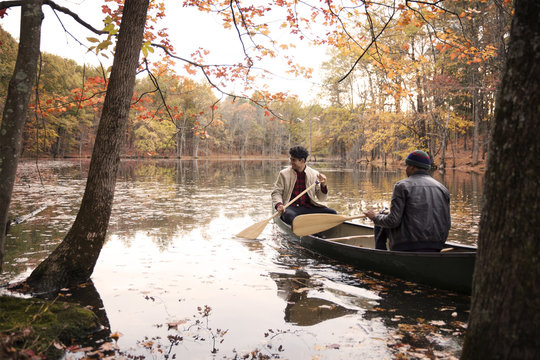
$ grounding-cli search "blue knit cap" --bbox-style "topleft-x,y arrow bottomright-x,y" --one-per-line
405,150 -> 431,169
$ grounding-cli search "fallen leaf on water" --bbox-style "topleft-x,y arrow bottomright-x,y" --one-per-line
68,346 -> 93,353
167,319 -> 188,329
110,331 -> 123,340
318,305 -> 335,310
429,320 -> 446,326
99,342 -> 117,351
398,324 -> 416,332
85,350 -> 102,357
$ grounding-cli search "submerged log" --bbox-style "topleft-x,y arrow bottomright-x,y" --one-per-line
5,205 -> 48,235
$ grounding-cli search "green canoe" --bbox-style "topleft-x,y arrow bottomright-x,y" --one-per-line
275,216 -> 476,294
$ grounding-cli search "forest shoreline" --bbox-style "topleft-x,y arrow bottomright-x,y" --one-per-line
18,148 -> 486,174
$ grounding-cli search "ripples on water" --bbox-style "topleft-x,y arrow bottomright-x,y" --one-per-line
1,159 -> 480,359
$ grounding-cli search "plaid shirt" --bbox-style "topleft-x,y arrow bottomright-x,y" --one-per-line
290,170 -> 312,207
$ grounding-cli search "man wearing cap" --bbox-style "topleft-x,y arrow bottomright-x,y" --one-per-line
364,150 -> 451,252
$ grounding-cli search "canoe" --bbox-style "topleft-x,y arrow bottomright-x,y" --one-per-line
274,216 -> 476,294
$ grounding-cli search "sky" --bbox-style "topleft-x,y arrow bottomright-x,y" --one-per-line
0,0 -> 331,103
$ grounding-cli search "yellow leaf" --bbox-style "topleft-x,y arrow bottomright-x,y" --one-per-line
110,331 -> 123,340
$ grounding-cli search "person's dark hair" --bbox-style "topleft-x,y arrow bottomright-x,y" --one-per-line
289,146 -> 309,161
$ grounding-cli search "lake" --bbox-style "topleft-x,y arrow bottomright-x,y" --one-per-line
1,159 -> 482,359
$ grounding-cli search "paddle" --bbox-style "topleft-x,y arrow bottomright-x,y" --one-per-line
236,181 -> 319,240
292,213 -> 367,236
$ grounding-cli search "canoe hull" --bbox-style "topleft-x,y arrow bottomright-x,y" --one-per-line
275,217 -> 476,294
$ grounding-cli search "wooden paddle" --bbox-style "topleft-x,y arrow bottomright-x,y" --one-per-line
236,181 -> 318,240
292,213 -> 367,236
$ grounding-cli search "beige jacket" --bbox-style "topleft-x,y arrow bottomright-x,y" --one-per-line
271,165 -> 328,209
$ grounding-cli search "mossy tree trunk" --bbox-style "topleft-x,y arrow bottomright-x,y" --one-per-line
461,0 -> 540,358
24,0 -> 150,293
0,0 -> 44,272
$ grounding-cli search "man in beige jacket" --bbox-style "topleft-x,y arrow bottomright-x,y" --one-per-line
271,146 -> 337,225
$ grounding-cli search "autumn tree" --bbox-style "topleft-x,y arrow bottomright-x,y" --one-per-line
129,73 -> 179,157
316,0 -> 511,165
25,54 -> 102,158
0,26 -> 18,104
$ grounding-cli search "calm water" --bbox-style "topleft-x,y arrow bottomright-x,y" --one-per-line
1,159 -> 482,359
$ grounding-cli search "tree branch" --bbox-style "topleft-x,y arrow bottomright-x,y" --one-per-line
149,42 -> 285,120
338,1 -> 396,83
43,0 -> 106,35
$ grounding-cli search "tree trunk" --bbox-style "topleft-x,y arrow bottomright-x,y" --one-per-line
175,124 -> 181,158
0,0 -> 44,272
440,112 -> 449,170
24,0 -> 150,293
471,85 -> 480,166
461,1 -> 540,358
193,133 -> 199,158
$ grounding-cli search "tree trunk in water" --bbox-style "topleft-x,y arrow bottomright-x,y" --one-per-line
0,0 -> 43,272
471,85 -> 480,166
180,118 -> 186,158
440,112 -> 449,170
24,0 -> 150,293
175,125 -> 181,158
461,1 -> 540,358
193,133 -> 199,158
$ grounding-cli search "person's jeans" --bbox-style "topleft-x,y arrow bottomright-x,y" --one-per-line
373,226 -> 441,252
374,225 -> 389,250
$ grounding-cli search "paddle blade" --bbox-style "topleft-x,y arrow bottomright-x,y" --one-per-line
292,214 -> 349,236
236,218 -> 271,240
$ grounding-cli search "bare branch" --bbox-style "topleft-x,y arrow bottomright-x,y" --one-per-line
43,0 -> 106,35
0,1 -> 21,11
230,0 -> 255,66
142,58 -> 176,124
338,2 -> 396,83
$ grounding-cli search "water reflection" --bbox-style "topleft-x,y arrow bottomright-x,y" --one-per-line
271,270 -> 358,326
2,159 -> 482,359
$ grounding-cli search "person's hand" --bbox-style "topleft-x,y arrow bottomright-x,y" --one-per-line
364,209 -> 376,221
317,173 -> 327,187
277,204 -> 285,213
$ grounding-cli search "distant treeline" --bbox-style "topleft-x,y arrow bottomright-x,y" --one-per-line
1,0 -> 511,169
